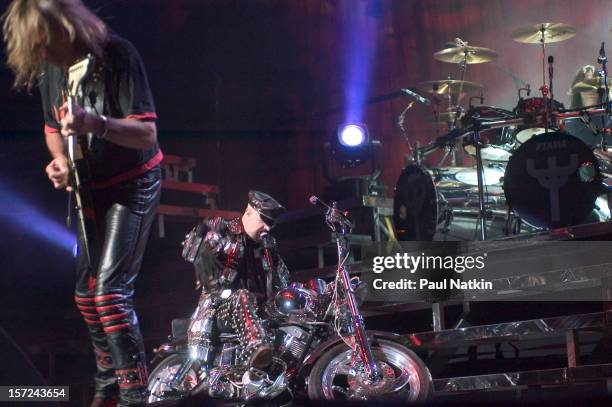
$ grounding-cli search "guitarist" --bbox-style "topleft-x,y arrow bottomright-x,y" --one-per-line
3,1 -> 162,406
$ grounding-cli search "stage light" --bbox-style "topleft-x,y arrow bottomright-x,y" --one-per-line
323,123 -> 386,202
331,123 -> 373,169
0,181 -> 76,252
338,124 -> 367,147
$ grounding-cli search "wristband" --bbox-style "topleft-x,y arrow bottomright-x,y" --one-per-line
98,115 -> 109,139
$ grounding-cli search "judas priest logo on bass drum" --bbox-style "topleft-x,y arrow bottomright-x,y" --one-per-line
503,132 -> 603,229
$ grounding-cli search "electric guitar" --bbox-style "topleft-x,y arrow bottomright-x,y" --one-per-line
66,54 -> 95,266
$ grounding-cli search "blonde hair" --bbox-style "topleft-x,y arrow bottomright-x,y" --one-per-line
2,0 -> 108,90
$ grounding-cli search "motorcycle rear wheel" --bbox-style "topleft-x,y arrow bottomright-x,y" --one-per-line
307,339 -> 431,402
147,353 -> 200,403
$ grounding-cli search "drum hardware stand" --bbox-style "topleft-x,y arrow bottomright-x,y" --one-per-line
437,143 -> 457,167
397,100 -> 416,155
538,25 -> 551,134
548,55 -> 555,132
455,37 -> 469,106
504,210 -> 523,236
471,122 -> 488,240
439,207 -> 454,240
597,42 -> 610,151
410,140 -> 423,165
518,83 -> 531,100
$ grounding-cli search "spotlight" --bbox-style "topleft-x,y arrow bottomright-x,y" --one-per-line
322,123 -> 387,202
338,124 -> 367,147
331,123 -> 372,168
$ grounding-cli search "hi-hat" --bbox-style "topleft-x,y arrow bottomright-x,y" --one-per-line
433,45 -> 498,64
511,23 -> 576,44
418,79 -> 484,95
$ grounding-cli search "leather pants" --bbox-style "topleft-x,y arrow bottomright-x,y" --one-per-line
74,167 -> 161,406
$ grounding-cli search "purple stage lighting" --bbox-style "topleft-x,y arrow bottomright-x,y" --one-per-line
338,124 -> 367,147
0,182 -> 76,252
343,1 -> 378,126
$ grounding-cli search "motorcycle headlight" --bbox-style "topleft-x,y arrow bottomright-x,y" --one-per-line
272,287 -> 316,318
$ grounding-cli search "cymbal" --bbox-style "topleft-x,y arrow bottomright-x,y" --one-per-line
418,79 -> 484,95
433,45 -> 498,64
572,77 -> 605,92
572,82 -> 598,92
511,23 -> 576,44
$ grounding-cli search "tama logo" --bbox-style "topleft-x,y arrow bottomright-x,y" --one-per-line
536,140 -> 567,151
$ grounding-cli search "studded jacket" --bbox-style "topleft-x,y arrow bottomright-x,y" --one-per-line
182,217 -> 290,303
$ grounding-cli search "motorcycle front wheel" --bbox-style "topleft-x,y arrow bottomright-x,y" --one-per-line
307,339 -> 431,402
147,353 -> 200,404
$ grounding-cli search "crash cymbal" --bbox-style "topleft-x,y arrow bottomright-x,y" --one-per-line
511,23 -> 576,44
572,77 -> 605,92
433,45 -> 498,64
418,80 -> 483,95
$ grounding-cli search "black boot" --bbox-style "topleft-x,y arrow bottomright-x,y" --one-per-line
96,292 -> 148,406
75,293 -> 119,405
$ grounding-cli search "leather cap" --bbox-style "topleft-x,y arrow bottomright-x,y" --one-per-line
248,190 -> 285,227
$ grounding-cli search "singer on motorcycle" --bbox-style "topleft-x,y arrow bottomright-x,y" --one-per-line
182,190 -> 290,371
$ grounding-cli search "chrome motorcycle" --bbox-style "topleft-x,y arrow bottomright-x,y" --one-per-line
147,197 -> 431,404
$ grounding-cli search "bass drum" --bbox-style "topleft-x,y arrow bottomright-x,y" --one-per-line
503,131 -> 603,229
393,165 -> 439,241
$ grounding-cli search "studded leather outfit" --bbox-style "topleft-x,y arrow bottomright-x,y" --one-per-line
184,217 -> 289,365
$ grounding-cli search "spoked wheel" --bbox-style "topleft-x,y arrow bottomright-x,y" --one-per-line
307,339 -> 431,402
147,354 -> 200,404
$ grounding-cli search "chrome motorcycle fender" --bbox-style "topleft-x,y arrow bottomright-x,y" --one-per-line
297,330 -> 403,379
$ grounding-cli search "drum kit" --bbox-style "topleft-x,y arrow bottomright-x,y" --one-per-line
394,23 -> 612,241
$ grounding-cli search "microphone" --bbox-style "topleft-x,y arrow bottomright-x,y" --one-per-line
400,88 -> 431,105
548,55 -> 554,79
548,56 -> 554,98
259,232 -> 275,270
599,42 -> 607,64
259,231 -> 275,249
